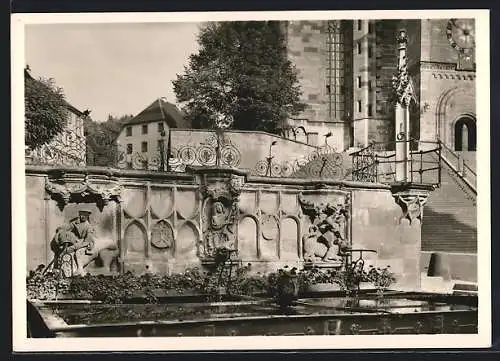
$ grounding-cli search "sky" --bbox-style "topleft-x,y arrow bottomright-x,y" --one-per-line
25,22 -> 201,122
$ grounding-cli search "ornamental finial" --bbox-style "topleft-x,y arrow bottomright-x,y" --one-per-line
397,28 -> 408,46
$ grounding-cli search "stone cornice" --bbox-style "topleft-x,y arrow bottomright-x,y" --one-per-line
408,61 -> 476,81
419,61 -> 476,73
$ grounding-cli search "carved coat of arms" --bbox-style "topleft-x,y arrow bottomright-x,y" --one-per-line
298,193 -> 350,264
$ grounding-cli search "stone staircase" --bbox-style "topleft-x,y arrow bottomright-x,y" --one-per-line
421,149 -> 477,254
419,147 -> 477,288
349,143 -> 478,289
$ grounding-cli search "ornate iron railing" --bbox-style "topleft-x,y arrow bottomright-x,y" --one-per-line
115,132 -> 242,172
251,145 -> 349,179
351,140 -> 442,186
25,128 -> 86,167
438,141 -> 476,193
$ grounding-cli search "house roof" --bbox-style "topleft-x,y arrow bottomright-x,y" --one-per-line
124,98 -> 189,128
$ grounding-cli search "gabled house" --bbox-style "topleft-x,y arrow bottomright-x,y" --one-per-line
116,98 -> 188,169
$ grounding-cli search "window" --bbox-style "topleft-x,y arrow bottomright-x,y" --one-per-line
368,45 -> 373,58
368,22 -> 374,34
126,144 -> 133,154
368,104 -> 373,117
157,139 -> 164,150
326,20 -> 347,120
357,100 -> 362,113
357,76 -> 362,88
357,41 -> 362,54
357,20 -> 362,31
141,141 -> 148,153
126,126 -> 132,137
368,80 -> 372,90
158,122 -> 165,133
142,124 -> 148,135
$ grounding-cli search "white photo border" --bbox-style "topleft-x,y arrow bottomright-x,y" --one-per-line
11,9 -> 491,352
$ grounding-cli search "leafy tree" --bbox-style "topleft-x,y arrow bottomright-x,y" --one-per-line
25,70 -> 68,150
173,21 -> 306,133
85,114 -> 133,166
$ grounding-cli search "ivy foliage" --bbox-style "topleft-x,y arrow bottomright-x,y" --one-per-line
26,263 -> 396,304
25,71 -> 68,150
84,114 -> 133,166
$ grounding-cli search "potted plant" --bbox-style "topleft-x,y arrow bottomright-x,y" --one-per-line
301,267 -> 342,293
274,266 -> 299,308
365,265 -> 396,296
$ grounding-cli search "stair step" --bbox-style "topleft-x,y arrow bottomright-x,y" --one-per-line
422,153 -> 477,254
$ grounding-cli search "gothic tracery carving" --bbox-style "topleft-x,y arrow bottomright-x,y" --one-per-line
45,175 -> 122,211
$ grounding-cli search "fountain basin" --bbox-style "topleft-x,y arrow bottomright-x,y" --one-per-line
27,292 -> 477,337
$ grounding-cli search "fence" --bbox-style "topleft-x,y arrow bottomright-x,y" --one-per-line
438,141 -> 477,193
351,140 -> 442,187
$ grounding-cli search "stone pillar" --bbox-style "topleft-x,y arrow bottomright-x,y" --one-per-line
395,103 -> 407,181
391,185 -> 432,290
392,29 -> 414,182
189,166 -> 247,264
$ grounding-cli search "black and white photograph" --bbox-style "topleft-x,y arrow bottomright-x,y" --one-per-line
11,10 -> 490,351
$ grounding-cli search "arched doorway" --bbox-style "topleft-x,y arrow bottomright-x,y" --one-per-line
454,116 -> 476,151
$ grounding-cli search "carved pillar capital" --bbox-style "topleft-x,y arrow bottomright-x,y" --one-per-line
392,190 -> 429,225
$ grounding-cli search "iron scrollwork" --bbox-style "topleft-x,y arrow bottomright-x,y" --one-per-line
116,133 -> 242,171
252,145 -> 347,180
351,144 -> 378,183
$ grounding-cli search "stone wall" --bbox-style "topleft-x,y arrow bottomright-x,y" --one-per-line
286,20 -> 329,124
25,165 -> 433,290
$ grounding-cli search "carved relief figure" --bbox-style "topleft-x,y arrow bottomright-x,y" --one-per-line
299,194 -> 350,263
49,209 -> 118,276
200,175 -> 244,260
211,201 -> 230,230
203,197 -> 236,257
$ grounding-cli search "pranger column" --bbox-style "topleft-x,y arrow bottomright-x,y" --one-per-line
392,29 -> 413,182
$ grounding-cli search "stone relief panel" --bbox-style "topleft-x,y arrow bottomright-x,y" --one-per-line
150,188 -> 174,220
122,187 -> 148,261
176,190 -> 199,220
119,185 -> 200,269
298,192 -> 351,265
280,217 -> 300,260
44,175 -> 121,276
150,220 -> 175,257
259,213 -> 279,260
239,191 -> 257,214
122,188 -> 147,219
124,221 -> 147,254
199,174 -> 244,261
280,192 -> 300,214
260,192 -> 280,214
176,221 -> 199,261
237,216 -> 259,259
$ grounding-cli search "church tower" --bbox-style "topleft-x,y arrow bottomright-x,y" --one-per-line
282,20 -> 353,150
283,19 -> 475,154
